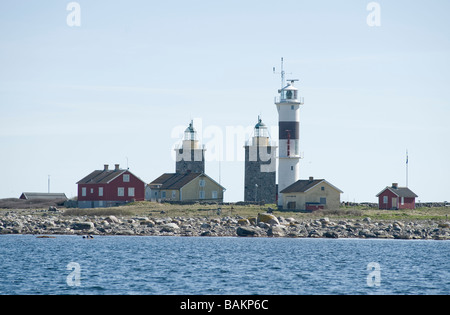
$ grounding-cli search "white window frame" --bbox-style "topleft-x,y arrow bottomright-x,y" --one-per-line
199,191 -> 205,199
161,191 -> 166,198
123,174 -> 130,182
118,187 -> 125,197
172,190 -> 176,198
383,196 -> 388,204
199,179 -> 205,187
99,187 -> 103,196
128,187 -> 135,197
82,187 -> 86,197
212,191 -> 218,199
401,197 -> 404,205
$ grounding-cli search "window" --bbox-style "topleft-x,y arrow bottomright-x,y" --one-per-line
118,187 -> 125,197
161,191 -> 166,198
128,187 -> 135,197
212,191 -> 218,199
199,179 -> 205,187
90,188 -> 94,194
291,166 -> 294,171
321,187 -> 325,191
82,187 -> 86,197
99,187 -> 103,196
401,197 -> 404,205
123,174 -> 130,182
199,191 -> 205,199
291,105 -> 294,110
172,190 -> 176,198
320,197 -> 327,205
383,196 -> 388,204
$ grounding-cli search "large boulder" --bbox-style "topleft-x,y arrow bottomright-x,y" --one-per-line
236,226 -> 261,237
71,222 -> 94,231
160,223 -> 180,232
257,213 -> 279,226
267,225 -> 286,237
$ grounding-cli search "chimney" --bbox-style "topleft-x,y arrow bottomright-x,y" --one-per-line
392,183 -> 398,189
115,164 -> 120,171
104,164 -> 109,171
309,176 -> 314,182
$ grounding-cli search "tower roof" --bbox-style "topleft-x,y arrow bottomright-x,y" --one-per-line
255,117 -> 267,130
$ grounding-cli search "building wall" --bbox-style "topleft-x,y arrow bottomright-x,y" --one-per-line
282,182 -> 341,210
378,190 -> 416,210
244,145 -> 276,204
78,171 -> 145,207
181,175 -> 223,202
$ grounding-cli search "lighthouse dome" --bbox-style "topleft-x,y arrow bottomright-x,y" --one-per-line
254,117 -> 269,138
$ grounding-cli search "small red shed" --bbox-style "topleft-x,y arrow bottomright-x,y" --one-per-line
376,183 -> 418,210
77,164 -> 145,208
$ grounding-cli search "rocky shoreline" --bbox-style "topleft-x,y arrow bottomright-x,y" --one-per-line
1,211 -> 449,240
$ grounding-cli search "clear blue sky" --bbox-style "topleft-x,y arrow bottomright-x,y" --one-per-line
0,0 -> 449,203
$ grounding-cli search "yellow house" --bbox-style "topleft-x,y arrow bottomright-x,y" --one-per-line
146,172 -> 225,202
280,177 -> 343,211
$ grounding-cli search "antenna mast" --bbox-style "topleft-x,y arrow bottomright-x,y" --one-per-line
273,57 -> 288,89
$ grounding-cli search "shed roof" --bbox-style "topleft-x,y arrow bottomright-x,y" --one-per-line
280,179 -> 343,194
20,192 -> 67,200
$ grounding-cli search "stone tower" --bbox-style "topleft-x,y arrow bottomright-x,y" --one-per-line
244,117 -> 277,203
175,121 -> 206,174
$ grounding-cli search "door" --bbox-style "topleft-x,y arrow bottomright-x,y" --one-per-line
392,197 -> 398,210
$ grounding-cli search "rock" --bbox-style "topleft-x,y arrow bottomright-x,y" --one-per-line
236,226 -> 261,237
257,213 -> 279,226
257,222 -> 271,229
160,223 -> 180,232
323,231 -> 339,239
237,219 -> 250,226
363,217 -> 372,224
359,229 -> 376,238
71,222 -> 94,231
105,216 -> 120,224
200,223 -> 212,229
267,225 -> 286,237
308,230 -> 322,238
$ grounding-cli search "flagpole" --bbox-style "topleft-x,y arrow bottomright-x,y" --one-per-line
406,150 -> 409,188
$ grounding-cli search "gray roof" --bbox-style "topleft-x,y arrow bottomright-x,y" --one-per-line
77,169 -> 127,184
149,172 -> 225,190
376,187 -> 418,198
280,179 -> 343,194
20,193 -> 67,200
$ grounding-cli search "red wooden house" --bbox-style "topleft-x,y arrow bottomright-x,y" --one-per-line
77,164 -> 145,208
376,183 -> 418,210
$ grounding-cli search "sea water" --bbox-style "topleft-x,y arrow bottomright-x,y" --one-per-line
0,235 -> 448,295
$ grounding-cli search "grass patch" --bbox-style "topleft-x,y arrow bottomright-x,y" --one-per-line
62,208 -> 134,217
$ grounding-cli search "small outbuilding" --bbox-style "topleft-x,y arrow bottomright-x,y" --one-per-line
376,183 -> 418,210
279,177 -> 343,211
20,192 -> 67,201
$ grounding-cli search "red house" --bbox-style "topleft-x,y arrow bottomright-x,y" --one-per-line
77,164 -> 145,208
376,183 -> 418,210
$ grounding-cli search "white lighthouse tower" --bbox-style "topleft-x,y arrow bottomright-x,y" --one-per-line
275,58 -> 304,207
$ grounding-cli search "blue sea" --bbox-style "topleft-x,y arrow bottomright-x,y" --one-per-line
0,235 -> 448,295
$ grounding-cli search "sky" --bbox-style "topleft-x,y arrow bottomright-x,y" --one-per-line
0,0 -> 449,203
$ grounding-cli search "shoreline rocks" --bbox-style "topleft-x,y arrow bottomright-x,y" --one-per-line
0,212 -> 449,240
